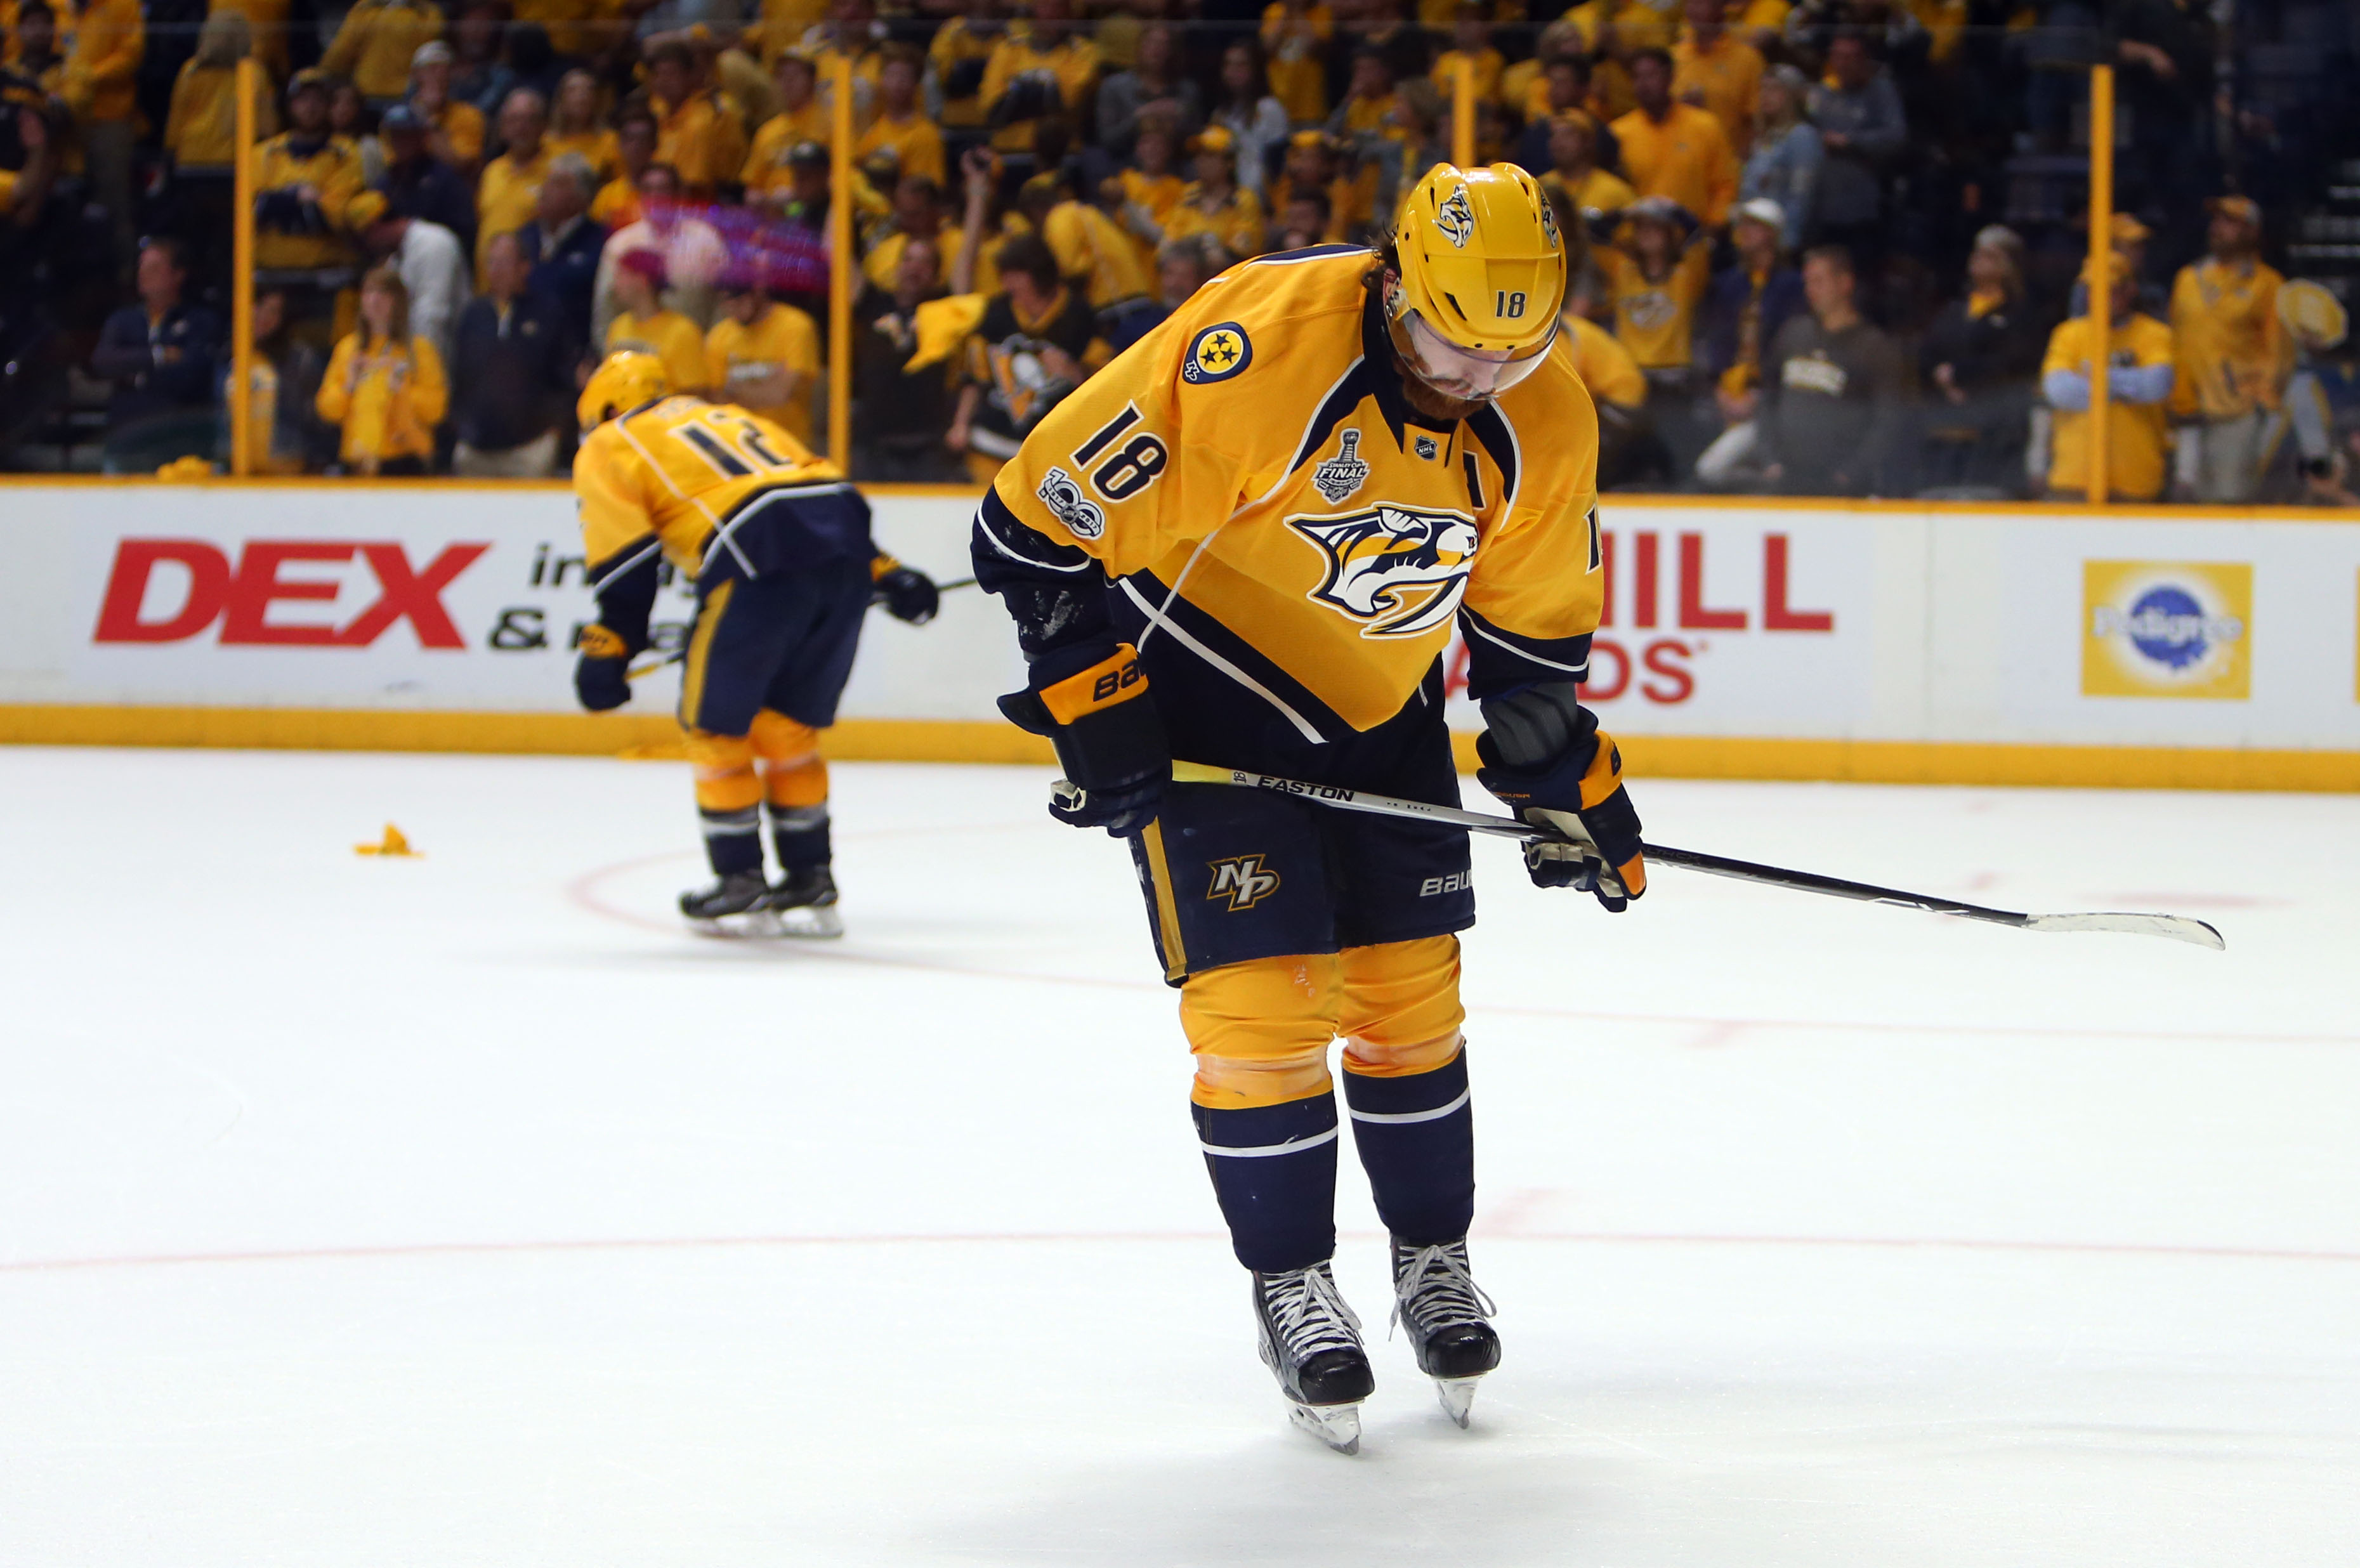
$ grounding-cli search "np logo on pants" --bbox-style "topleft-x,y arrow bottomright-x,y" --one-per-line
1207,855 -> 1282,911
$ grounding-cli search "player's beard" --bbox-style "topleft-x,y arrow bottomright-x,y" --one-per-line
1394,351 -> 1490,424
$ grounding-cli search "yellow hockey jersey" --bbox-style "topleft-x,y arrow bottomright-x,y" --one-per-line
976,245 -> 1603,742
575,395 -> 846,584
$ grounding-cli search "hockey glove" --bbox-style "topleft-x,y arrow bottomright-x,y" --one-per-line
997,641 -> 1167,837
1474,683 -> 1646,912
872,556 -> 941,625
573,624 -> 634,712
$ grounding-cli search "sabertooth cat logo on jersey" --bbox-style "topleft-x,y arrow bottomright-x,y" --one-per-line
1288,504 -> 1479,638
1035,466 -> 1106,539
1206,854 -> 1282,911
1434,183 -> 1476,249
1312,429 -> 1370,504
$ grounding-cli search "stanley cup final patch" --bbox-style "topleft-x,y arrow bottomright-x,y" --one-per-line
1182,322 -> 1253,384
1313,429 -> 1370,504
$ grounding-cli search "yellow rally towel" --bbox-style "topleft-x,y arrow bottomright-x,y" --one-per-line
904,293 -> 988,373
354,824 -> 421,857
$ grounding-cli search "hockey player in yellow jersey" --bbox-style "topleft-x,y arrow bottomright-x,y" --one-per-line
571,352 -> 941,936
973,165 -> 1644,1452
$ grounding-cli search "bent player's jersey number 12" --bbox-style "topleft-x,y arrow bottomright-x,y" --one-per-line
665,406 -> 804,483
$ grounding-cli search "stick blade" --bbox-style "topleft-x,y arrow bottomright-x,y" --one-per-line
2022,911 -> 2227,950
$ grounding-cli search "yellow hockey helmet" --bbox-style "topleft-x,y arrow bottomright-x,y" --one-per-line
1389,163 -> 1566,398
577,351 -> 671,432
1393,162 -> 1566,351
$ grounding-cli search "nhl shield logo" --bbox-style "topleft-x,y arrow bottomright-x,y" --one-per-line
1288,505 -> 1479,637
1313,430 -> 1370,504
1434,183 -> 1476,249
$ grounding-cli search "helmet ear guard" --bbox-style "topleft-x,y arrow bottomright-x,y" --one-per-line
1391,163 -> 1568,357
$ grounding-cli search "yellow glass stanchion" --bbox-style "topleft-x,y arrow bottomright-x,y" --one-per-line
828,55 -> 854,473
230,56 -> 258,478
2085,63 -> 2114,506
1451,56 -> 1474,170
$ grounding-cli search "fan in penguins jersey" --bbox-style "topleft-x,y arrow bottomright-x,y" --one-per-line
971,165 -> 1646,1453
570,351 -> 941,936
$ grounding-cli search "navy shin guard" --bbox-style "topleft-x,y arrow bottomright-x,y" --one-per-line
1193,1092 -> 1341,1274
1342,1050 -> 1474,1246
700,805 -> 764,877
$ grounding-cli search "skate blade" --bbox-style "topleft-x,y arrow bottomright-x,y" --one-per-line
685,909 -> 783,939
770,903 -> 844,939
1288,1401 -> 1363,1455
1435,1377 -> 1482,1429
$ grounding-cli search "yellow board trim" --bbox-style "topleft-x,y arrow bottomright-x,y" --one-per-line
1138,818 -> 1189,983
0,705 -> 2354,792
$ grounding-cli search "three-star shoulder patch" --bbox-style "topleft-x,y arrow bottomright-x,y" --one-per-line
1181,322 -> 1253,384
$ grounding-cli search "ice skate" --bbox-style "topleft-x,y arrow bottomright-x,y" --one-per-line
1391,1237 -> 1500,1428
765,865 -> 843,938
680,871 -> 778,936
1250,1262 -> 1374,1454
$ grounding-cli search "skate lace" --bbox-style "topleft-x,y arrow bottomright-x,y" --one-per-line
1391,1241 -> 1497,1338
1267,1264 -> 1365,1359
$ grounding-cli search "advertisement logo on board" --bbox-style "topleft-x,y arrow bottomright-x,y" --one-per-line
2081,561 -> 2252,700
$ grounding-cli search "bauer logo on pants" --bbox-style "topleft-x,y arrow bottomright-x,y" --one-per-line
2081,560 -> 2252,700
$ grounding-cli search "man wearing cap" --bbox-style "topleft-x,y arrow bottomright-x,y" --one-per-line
1538,109 -> 1634,226
2168,194 -> 2286,504
322,0 -> 444,106
968,164 -> 1627,1450
1165,126 -> 1266,262
378,100 -> 478,250
1695,195 -> 1802,488
252,69 -> 365,274
403,41 -> 485,172
350,186 -> 469,361
2042,249 -> 2175,502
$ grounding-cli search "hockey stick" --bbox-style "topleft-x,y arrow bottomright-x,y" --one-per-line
622,579 -> 982,679
1165,760 -> 2226,950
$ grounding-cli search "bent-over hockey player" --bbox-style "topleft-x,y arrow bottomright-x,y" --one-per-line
571,350 -> 940,936
972,166 -> 1646,1451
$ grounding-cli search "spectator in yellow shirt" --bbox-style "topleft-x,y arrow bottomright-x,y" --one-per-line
1428,4 -> 1504,107
547,68 -> 620,183
706,268 -> 822,446
1670,0 -> 1763,155
60,0 -> 142,265
981,0 -> 1099,154
1109,119 -> 1188,262
317,263 -> 449,474
405,40 -> 484,171
1164,124 -> 1266,261
1597,195 -> 1714,371
1539,110 -> 1636,227
926,2 -> 1006,133
648,40 -> 747,197
476,88 -> 551,285
166,10 -> 277,173
2042,252 -> 2176,502
1610,46 -> 1737,227
591,101 -> 657,229
1267,128 -> 1373,245
605,247 -> 711,393
323,0 -> 443,105
862,174 -> 964,291
855,44 -> 944,186
745,51 -> 827,185
1328,44 -> 1404,147
1260,1 -> 1331,124
252,69 -> 367,271
2168,195 -> 2286,503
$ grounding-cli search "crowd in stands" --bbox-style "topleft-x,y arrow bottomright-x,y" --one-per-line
1,0 -> 2357,502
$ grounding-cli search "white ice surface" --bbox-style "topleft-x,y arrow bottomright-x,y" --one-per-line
1,748 -> 2356,1565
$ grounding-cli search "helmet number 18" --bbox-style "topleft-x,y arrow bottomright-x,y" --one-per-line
1497,291 -> 1528,320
